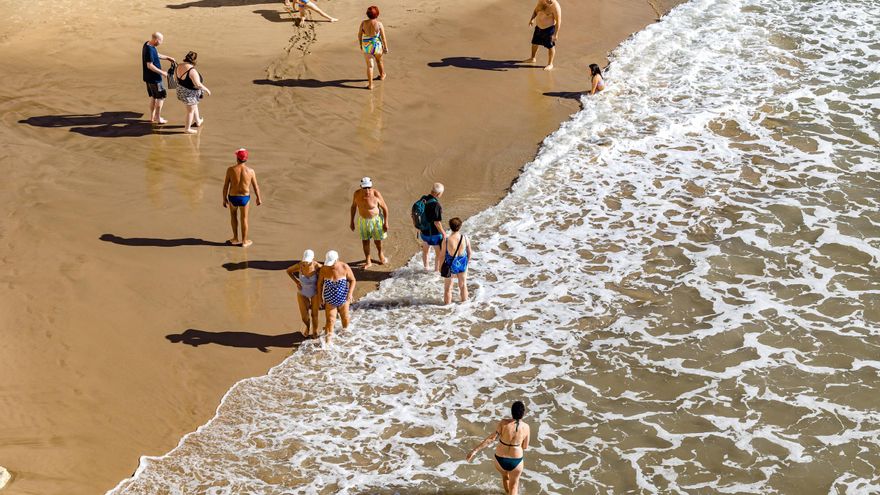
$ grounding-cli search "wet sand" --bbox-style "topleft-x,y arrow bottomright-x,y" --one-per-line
0,0 -> 679,493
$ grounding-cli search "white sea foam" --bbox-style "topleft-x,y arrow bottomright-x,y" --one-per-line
110,0 -> 880,492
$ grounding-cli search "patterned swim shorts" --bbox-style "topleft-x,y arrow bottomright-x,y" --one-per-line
357,215 -> 387,241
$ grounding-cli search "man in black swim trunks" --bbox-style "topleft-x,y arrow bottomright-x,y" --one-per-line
142,32 -> 175,124
527,0 -> 562,71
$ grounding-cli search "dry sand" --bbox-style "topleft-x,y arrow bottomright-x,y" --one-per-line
0,0 -> 679,493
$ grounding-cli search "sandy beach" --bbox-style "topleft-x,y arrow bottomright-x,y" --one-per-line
0,0 -> 679,493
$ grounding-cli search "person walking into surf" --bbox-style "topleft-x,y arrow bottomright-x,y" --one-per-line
286,249 -> 322,337
467,401 -> 531,495
317,250 -> 356,344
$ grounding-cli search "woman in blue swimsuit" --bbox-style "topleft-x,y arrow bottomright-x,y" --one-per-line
440,217 -> 473,305
317,250 -> 356,343
467,401 -> 530,495
286,249 -> 321,338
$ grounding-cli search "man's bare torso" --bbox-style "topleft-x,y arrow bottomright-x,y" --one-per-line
227,164 -> 253,195
535,0 -> 558,28
354,188 -> 381,218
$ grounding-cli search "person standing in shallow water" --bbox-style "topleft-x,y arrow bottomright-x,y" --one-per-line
358,6 -> 389,90
286,249 -> 321,337
415,183 -> 445,271
467,401 -> 531,495
440,217 -> 472,305
527,0 -> 562,71
222,148 -> 262,247
317,250 -> 356,344
174,51 -> 211,134
142,32 -> 176,124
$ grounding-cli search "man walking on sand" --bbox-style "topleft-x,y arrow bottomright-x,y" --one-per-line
222,148 -> 262,247
350,177 -> 389,269
414,183 -> 446,271
142,32 -> 175,124
527,0 -> 562,71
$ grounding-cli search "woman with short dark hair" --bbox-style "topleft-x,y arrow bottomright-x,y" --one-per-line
175,51 -> 211,134
467,401 -> 531,495
439,217 -> 472,304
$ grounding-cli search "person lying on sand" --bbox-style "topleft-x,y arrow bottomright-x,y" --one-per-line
222,148 -> 263,247
284,0 -> 338,23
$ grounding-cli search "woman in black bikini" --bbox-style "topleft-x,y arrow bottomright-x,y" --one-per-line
466,401 -> 530,495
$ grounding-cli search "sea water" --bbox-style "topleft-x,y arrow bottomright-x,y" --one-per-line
109,0 -> 880,492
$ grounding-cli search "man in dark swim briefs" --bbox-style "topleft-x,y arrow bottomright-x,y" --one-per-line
527,0 -> 562,71
222,148 -> 263,247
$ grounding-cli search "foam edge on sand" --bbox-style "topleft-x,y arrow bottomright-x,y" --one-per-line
0,466 -> 10,490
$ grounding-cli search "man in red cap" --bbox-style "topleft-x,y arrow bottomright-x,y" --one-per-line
222,148 -> 262,247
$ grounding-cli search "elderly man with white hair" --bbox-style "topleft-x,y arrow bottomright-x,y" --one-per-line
412,182 -> 446,271
142,32 -> 176,124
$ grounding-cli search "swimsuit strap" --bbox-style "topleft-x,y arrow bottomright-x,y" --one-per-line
447,234 -> 464,256
498,420 -> 519,447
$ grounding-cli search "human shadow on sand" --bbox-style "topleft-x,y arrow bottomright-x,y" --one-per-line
168,0 -> 274,9
19,112 -> 186,137
253,9 -> 290,22
254,78 -> 367,90
100,234 -> 231,247
544,90 -> 586,102
222,259 -> 296,271
427,57 -> 541,71
166,329 -> 309,352
221,259 -> 393,283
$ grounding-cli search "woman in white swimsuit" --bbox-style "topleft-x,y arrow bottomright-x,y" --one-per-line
286,249 -> 322,337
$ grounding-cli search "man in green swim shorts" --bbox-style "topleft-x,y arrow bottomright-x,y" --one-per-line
350,177 -> 389,269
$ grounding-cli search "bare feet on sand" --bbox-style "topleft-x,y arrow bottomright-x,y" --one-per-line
194,117 -> 204,127
526,57 -> 537,64
227,238 -> 241,246
329,17 -> 339,22
543,64 -> 554,71
378,256 -> 387,265
184,128 -> 198,134
241,240 -> 253,248
364,259 -> 373,269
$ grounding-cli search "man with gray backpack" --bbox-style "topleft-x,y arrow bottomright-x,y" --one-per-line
411,183 -> 446,271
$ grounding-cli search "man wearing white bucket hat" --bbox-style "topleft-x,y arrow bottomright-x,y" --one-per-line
286,249 -> 322,337
350,176 -> 389,269
317,250 -> 356,343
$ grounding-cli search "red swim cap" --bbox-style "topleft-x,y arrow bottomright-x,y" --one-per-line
235,148 -> 249,162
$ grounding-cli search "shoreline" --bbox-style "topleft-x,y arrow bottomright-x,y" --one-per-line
0,0 -> 682,493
